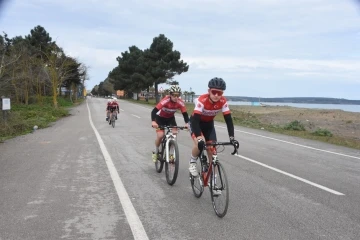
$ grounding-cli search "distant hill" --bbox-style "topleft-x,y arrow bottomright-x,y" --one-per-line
224,96 -> 360,105
191,96 -> 360,105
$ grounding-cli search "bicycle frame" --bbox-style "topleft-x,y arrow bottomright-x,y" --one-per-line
158,125 -> 187,163
198,142 -> 238,187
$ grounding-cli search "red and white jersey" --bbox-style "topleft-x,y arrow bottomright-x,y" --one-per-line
156,95 -> 187,118
193,94 -> 231,122
107,102 -> 119,109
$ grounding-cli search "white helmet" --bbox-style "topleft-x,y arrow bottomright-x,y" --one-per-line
112,98 -> 117,102
169,85 -> 181,93
108,99 -> 111,103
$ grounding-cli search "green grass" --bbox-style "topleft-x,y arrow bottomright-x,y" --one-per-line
124,98 -> 360,150
0,96 -> 84,142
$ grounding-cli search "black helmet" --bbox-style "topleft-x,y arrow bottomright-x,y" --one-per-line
208,77 -> 226,90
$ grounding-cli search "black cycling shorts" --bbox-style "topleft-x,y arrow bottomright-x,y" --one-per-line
155,115 -> 177,127
108,107 -> 117,112
189,117 -> 217,142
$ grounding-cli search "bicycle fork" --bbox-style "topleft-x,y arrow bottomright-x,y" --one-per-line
165,135 -> 176,163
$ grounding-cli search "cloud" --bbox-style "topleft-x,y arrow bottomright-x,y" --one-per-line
185,56 -> 360,73
2,0 -> 360,98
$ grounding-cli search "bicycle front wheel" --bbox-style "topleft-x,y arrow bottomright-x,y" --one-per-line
210,161 -> 229,218
111,115 -> 115,128
190,163 -> 204,198
165,139 -> 179,185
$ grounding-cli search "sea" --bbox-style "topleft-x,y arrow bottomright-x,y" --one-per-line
227,101 -> 360,113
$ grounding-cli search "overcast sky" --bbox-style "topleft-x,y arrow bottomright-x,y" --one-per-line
1,0 -> 360,99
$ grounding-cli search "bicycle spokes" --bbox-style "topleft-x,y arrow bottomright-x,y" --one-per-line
165,139 -> 179,186
210,162 -> 229,218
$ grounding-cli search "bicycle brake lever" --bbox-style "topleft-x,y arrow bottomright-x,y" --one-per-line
231,145 -> 238,155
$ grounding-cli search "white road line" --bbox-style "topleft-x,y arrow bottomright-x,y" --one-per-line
134,104 -> 151,110
214,125 -> 360,160
234,154 -> 345,196
126,101 -> 360,160
131,114 -> 141,118
123,101 -> 349,195
86,101 -> 149,240
120,109 -> 124,111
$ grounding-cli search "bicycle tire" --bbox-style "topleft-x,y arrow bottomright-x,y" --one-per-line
165,139 -> 179,185
210,162 -> 229,218
190,161 -> 204,198
112,115 -> 115,128
155,141 -> 164,173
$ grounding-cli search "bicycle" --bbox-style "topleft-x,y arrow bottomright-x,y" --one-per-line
153,125 -> 188,186
108,110 -> 118,128
189,141 -> 238,218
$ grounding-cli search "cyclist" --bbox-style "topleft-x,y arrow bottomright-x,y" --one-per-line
151,85 -> 190,162
112,98 -> 119,120
107,98 -> 119,124
188,77 -> 239,177
106,99 -> 112,121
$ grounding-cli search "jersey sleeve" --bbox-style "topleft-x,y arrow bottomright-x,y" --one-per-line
193,98 -> 204,115
178,100 -> 187,113
222,101 -> 231,115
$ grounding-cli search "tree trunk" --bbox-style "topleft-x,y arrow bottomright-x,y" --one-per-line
24,80 -> 29,105
51,70 -> 58,108
155,82 -> 159,103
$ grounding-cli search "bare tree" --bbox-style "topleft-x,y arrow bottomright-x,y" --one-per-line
42,46 -> 80,108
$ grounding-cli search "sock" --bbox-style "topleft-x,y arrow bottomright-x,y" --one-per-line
190,155 -> 198,164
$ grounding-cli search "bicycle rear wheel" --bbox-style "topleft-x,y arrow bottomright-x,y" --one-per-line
210,162 -> 229,218
165,139 -> 179,185
155,143 -> 164,173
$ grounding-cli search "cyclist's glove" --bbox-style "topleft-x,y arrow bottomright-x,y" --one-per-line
197,139 -> 205,151
229,137 -> 239,149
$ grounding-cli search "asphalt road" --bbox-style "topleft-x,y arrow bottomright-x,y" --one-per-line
0,97 -> 359,240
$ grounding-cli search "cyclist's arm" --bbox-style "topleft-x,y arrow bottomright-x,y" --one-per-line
223,113 -> 234,138
190,113 -> 202,137
151,107 -> 160,121
179,103 -> 189,123
221,100 -> 234,138
191,98 -> 204,137
182,112 -> 189,123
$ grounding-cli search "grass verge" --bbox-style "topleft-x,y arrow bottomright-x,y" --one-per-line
124,98 -> 360,150
0,97 -> 84,142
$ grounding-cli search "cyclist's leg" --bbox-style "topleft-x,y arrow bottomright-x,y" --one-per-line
152,116 -> 165,162
155,116 -> 166,148
109,109 -> 113,124
205,122 -> 222,195
106,108 -> 110,121
188,117 -> 205,176
170,117 -> 178,136
189,121 -> 216,175
205,121 -> 217,160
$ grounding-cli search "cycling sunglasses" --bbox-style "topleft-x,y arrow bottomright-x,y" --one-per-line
210,89 -> 224,96
170,93 -> 181,97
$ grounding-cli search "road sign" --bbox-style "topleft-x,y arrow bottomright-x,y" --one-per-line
2,98 -> 10,110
